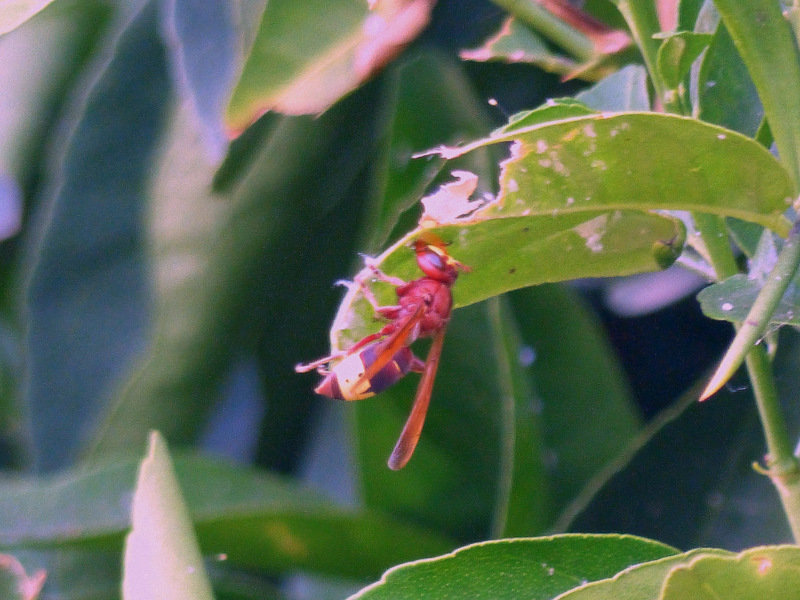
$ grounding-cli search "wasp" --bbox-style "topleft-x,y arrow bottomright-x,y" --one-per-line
296,234 -> 469,469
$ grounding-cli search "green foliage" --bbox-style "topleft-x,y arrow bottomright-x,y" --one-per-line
4,0 -> 800,599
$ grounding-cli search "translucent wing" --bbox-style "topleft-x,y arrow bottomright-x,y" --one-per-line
387,326 -> 447,470
354,303 -> 425,389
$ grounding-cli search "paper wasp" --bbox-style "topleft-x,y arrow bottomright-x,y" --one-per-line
296,234 -> 469,469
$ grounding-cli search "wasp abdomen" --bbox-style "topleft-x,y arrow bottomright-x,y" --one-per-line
315,345 -> 416,401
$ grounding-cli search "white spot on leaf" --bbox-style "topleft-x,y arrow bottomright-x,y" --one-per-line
574,214 -> 608,252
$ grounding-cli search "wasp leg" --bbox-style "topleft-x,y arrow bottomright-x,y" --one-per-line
362,255 -> 408,287
295,352 -> 347,373
352,266 -> 405,318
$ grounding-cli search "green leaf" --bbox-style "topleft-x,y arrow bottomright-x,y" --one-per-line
0,0 -> 56,35
329,111 -> 794,351
122,432 -> 214,600
697,21 -> 762,137
0,451 -> 453,579
0,554 -> 46,600
697,270 -> 800,327
459,17 -> 579,77
332,215 -> 684,352
88,74 -> 383,461
661,546 -> 800,600
24,0 -> 168,470
575,65 -> 650,111
161,0 -> 238,160
349,535 -> 678,599
430,112 -> 792,234
486,296 -> 549,538
225,0 -> 432,131
508,284 -> 640,511
558,548 -> 732,600
654,31 -> 712,89
712,0 -> 800,187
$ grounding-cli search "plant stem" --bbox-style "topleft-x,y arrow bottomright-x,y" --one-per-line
744,347 -> 800,541
619,0 -> 800,542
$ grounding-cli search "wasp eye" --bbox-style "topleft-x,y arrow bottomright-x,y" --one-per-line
419,251 -> 445,273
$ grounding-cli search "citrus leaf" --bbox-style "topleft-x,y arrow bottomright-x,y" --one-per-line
460,17 -> 579,77
349,535 -> 677,599
661,546 -> 800,600
0,452 -> 453,579
654,31 -> 712,89
427,112 -> 792,233
0,0 -> 56,35
23,0 -> 166,470
325,110 -> 792,350
697,275 -> 800,326
225,0 -> 433,131
556,548 -> 731,600
122,432 -> 214,600
161,0 -> 238,160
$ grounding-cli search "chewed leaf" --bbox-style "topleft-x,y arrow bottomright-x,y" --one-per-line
425,112 -> 792,233
226,0 -> 433,133
329,202 -> 685,350
419,170 -> 484,226
327,111 -> 793,352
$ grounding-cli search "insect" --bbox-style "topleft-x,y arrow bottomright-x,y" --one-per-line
295,234 -> 469,469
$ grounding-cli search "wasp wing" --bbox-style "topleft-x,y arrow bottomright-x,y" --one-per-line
354,303 -> 424,389
387,326 -> 447,470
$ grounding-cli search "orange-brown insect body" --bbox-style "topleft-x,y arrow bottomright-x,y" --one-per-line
296,236 -> 468,469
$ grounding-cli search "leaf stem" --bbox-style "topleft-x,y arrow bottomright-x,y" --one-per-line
744,347 -> 800,542
662,1 -> 800,541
